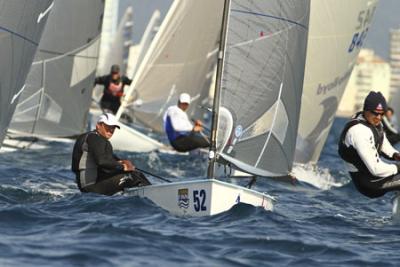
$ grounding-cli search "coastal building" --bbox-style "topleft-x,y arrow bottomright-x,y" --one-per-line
337,49 -> 391,117
390,28 -> 400,99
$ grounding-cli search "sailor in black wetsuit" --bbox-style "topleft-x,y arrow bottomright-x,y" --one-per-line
338,91 -> 400,198
382,107 -> 400,145
72,113 -> 150,195
94,64 -> 132,114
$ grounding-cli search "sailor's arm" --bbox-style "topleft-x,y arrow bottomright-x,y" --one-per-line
347,125 -> 398,177
87,135 -> 124,171
169,109 -> 193,132
122,76 -> 132,86
381,132 -> 399,159
94,75 -> 106,85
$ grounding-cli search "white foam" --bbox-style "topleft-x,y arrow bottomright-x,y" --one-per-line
22,180 -> 77,198
292,163 -> 345,190
392,193 -> 400,219
0,147 -> 17,153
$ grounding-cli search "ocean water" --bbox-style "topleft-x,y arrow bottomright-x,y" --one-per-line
1,118 -> 400,267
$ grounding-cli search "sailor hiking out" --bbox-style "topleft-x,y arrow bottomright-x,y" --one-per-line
338,91 -> 400,198
163,93 -> 210,152
72,113 -> 150,196
94,64 -> 132,114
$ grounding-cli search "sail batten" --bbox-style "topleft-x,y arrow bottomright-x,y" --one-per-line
216,0 -> 310,177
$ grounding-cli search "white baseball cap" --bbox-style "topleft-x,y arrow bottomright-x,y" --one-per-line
179,93 -> 191,104
97,113 -> 120,129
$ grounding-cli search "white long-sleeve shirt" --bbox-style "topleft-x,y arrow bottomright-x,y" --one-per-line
163,105 -> 193,132
344,122 -> 398,177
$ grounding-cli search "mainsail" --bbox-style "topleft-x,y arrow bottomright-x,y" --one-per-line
215,0 -> 310,177
0,0 -> 53,146
117,0 -> 224,132
9,0 -> 104,137
294,0 -> 379,164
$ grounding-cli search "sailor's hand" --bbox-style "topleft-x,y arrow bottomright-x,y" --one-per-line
193,125 -> 203,132
120,160 -> 135,171
194,120 -> 203,126
394,153 -> 400,161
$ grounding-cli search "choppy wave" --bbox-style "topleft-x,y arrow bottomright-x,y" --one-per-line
1,118 -> 400,266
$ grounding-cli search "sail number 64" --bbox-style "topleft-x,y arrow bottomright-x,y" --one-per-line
193,190 -> 207,212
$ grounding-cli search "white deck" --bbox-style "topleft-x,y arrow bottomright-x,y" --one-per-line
126,179 -> 274,217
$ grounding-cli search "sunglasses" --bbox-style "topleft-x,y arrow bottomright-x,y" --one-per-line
370,110 -> 385,117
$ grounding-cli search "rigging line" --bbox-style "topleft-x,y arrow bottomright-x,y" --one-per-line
231,9 -> 308,29
35,37 -> 101,63
135,167 -> 172,183
0,26 -> 39,46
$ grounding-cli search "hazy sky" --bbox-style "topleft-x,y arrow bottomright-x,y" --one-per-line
364,0 -> 400,60
118,0 -> 172,44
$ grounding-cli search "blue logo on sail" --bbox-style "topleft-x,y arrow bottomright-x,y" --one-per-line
178,188 -> 189,209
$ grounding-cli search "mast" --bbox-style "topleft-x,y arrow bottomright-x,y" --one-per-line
207,0 -> 231,179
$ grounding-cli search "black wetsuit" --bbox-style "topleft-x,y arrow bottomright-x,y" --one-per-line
171,132 -> 210,152
72,131 -> 150,195
94,75 -> 132,114
338,116 -> 400,198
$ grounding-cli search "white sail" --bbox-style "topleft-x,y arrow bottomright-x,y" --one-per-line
98,6 -> 133,76
295,0 -> 379,164
9,0 -> 104,137
117,0 -> 223,132
216,0 -> 310,177
0,0 -> 53,146
126,10 -> 161,80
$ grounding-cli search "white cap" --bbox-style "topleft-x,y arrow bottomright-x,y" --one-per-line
97,113 -> 120,129
179,93 -> 191,104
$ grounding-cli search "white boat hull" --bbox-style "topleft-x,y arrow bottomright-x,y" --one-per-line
126,179 -> 274,217
110,122 -> 165,152
90,109 -> 165,152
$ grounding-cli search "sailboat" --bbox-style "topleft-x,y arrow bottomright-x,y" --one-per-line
90,5 -> 166,153
115,0 -> 222,134
294,0 -> 379,166
0,0 -> 53,147
7,0 -> 104,140
105,0 -> 223,152
127,0 -> 310,216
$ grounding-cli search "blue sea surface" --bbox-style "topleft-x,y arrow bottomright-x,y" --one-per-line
1,117 -> 400,266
